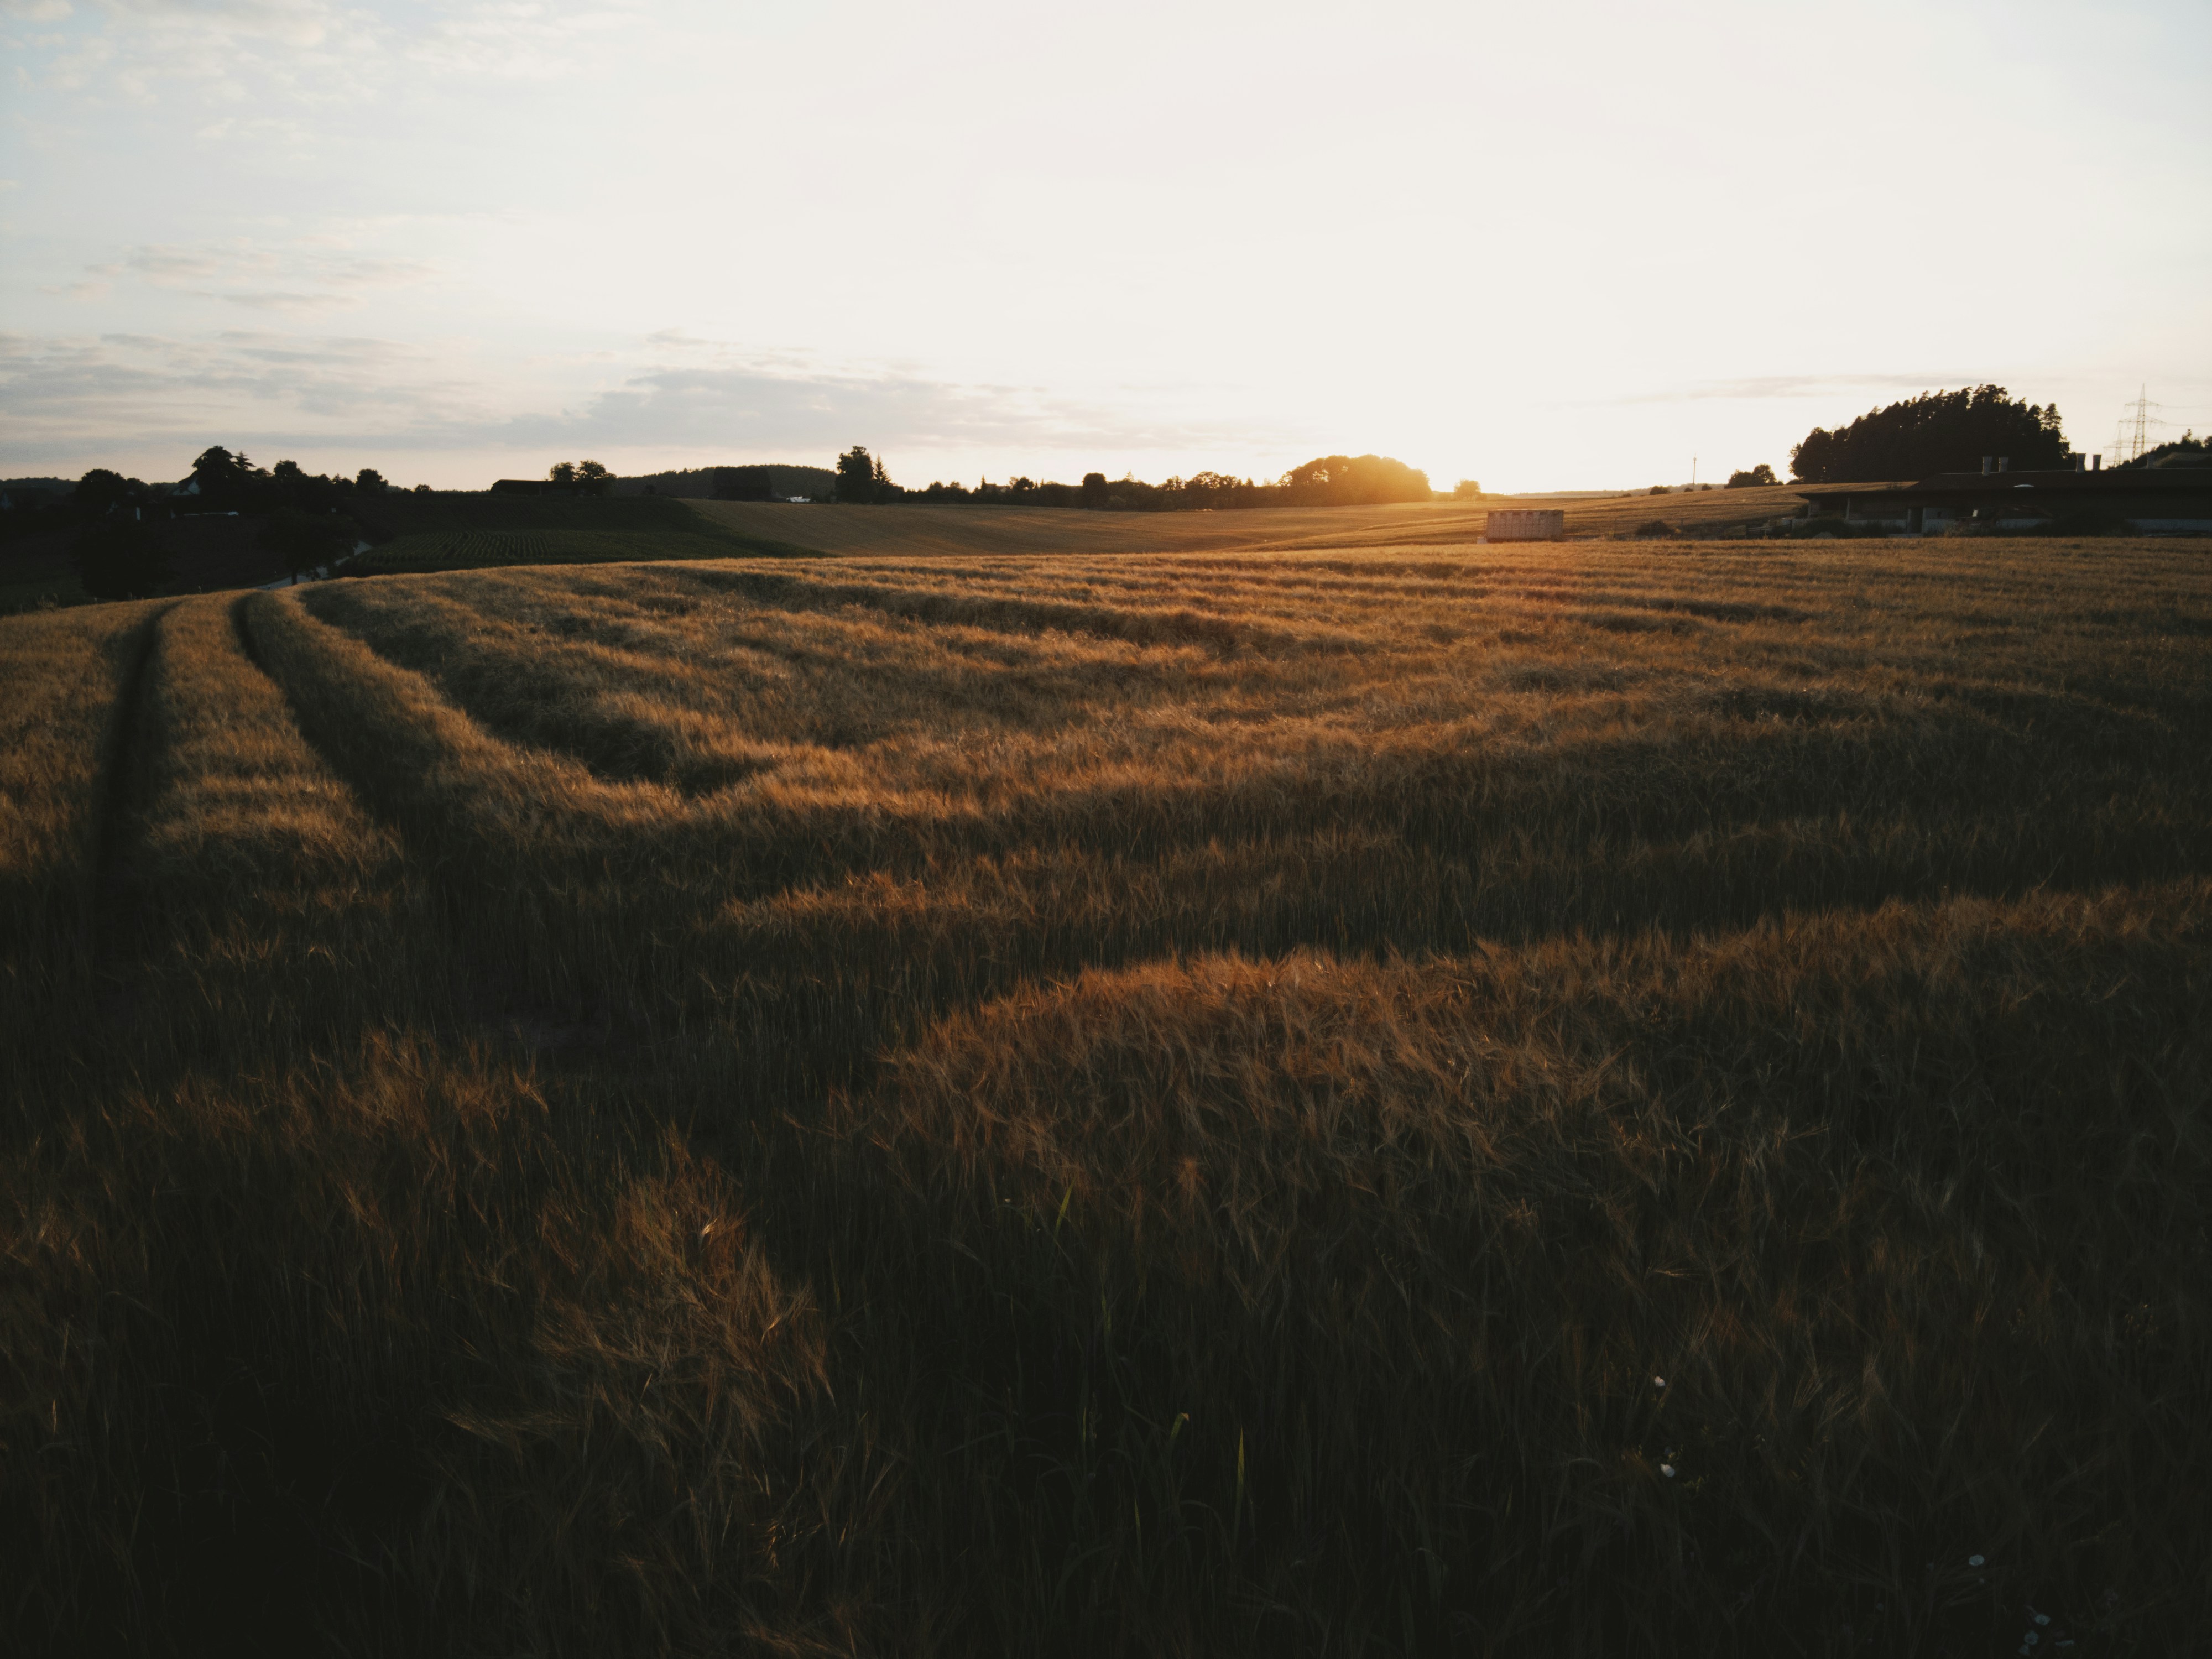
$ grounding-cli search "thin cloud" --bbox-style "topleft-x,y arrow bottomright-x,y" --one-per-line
126,246 -> 229,282
0,328 -> 1287,471
0,327 -> 472,461
517,358 -> 1280,456
43,240 -> 436,308
205,290 -> 356,311
40,263 -> 119,299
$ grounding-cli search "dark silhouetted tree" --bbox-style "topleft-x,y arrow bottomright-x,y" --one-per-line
185,445 -> 263,509
191,445 -> 252,485
73,468 -> 137,515
576,460 -> 611,494
262,509 -> 360,585
1726,463 -> 1778,488
835,445 -> 891,503
546,462 -> 577,487
1790,387 -> 2068,483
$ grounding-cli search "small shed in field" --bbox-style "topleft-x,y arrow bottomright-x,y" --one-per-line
1485,509 -> 1565,542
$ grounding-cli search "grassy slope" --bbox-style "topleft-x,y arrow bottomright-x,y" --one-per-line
349,493 -> 821,574
5,537 -> 2209,1655
352,492 -> 744,538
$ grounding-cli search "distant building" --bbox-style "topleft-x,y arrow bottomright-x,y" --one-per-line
1485,509 -> 1566,542
1824,463 -> 2212,534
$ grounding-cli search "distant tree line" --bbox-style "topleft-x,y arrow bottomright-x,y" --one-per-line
1790,387 -> 2070,483
826,446 -> 1436,510
0,446 -> 422,599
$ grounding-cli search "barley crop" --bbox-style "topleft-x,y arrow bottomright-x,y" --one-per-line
5,537 -> 2208,1655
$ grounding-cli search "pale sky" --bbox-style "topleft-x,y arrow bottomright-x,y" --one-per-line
3,0 -> 2208,492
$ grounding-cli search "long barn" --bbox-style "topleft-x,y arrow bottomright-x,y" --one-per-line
1830,467 -> 2212,534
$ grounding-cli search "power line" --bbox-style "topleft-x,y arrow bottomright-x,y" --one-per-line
2112,385 -> 2168,464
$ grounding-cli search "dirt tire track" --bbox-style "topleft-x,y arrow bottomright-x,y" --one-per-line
235,591 -> 634,1062
86,601 -> 178,1014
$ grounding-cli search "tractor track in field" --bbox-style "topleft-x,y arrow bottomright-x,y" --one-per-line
87,601 -> 178,1011
234,590 -> 640,1064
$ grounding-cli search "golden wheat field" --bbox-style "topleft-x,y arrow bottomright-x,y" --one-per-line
4,535 -> 2209,1656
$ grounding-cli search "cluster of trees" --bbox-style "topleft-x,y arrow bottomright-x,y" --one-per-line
4,447 -> 406,533
546,461 -> 612,493
832,446 -> 899,504
23,447 -> 414,599
157,445 -> 421,514
828,447 -> 1436,511
1727,463 -> 1779,488
1790,387 -> 2070,483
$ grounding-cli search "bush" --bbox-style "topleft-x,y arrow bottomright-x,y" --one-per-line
261,510 -> 362,582
69,517 -> 173,600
